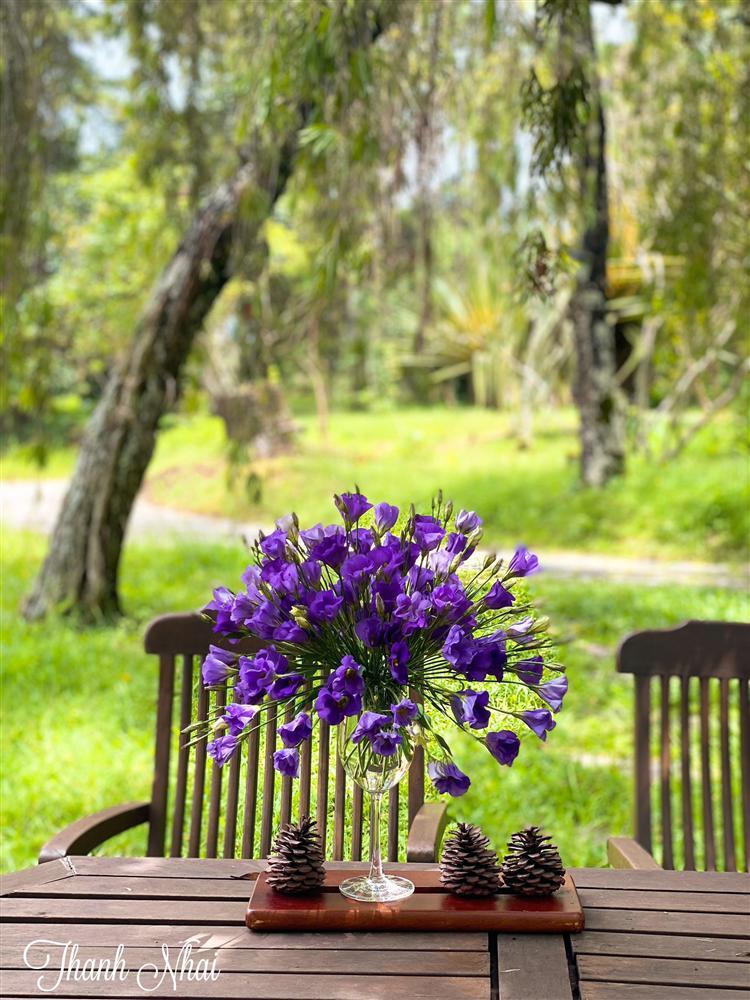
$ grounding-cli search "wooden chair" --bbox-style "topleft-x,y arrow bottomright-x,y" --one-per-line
40,613 -> 448,864
608,620 -> 750,872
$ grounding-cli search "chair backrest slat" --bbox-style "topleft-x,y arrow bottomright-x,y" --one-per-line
699,677 -> 716,870
719,679 -> 736,871
739,679 -> 750,867
388,785 -> 399,862
170,655 -> 193,857
205,685 -> 227,858
659,676 -> 674,868
148,653 -> 175,857
679,676 -> 695,870
188,681 -> 209,857
634,675 -> 652,853
618,620 -> 750,872
333,756 -> 346,860
240,722 -> 260,858
259,705 -> 277,858
144,613 -> 429,861
316,721 -> 331,855
351,785 -> 364,861
223,735 -> 241,859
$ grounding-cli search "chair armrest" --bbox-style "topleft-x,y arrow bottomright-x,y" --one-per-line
406,802 -> 449,862
39,802 -> 151,864
607,836 -> 662,870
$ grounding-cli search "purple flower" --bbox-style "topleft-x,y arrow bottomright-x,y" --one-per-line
451,689 -> 491,730
455,509 -> 482,533
515,655 -> 544,685
536,675 -> 568,712
336,491 -> 372,523
247,600 -> 281,639
412,514 -> 445,552
508,546 -> 540,578
314,688 -> 361,725
300,523 -> 325,547
445,532 -> 467,557
355,615 -> 384,648
269,672 -> 305,699
350,527 -> 375,552
261,558 -> 299,594
204,586 -> 235,632
259,528 -> 288,559
466,632 -> 506,681
306,589 -> 343,625
300,558 -> 322,587
273,748 -> 300,777
428,761 -> 471,797
371,727 -> 403,756
202,645 -> 235,685
310,527 -> 348,568
330,655 -> 366,697
253,646 -> 289,675
273,621 -> 308,644
520,709 -> 556,741
508,616 -> 535,644
241,564 -> 263,600
388,640 -> 410,685
486,730 -> 520,766
442,625 -> 477,670
279,711 -> 313,748
394,591 -> 431,633
374,502 -> 399,533
431,581 -> 472,621
341,552 -> 373,586
351,711 -> 389,744
485,581 -> 515,609
230,591 -> 257,626
207,734 -> 238,767
222,703 -> 258,736
391,697 -> 418,727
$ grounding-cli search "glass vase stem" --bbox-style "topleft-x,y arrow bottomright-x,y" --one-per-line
368,792 -> 384,884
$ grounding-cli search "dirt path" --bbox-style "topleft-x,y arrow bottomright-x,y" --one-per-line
1,478 -> 746,590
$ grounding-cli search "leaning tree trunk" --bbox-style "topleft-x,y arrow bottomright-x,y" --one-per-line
23,3 -> 396,621
22,148 -> 295,621
569,6 -> 624,488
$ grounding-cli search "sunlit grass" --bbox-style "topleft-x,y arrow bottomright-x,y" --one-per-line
1,527 -> 745,872
4,406 -> 746,560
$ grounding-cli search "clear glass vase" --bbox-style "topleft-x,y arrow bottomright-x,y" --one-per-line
337,713 -> 417,903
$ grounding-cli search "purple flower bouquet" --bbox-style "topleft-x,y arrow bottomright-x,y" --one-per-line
192,490 -> 566,902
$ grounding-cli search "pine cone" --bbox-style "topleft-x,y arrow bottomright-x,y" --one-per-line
266,816 -> 326,895
501,826 -> 565,897
440,822 -> 502,897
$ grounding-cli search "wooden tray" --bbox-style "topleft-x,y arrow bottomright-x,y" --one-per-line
246,868 -> 584,932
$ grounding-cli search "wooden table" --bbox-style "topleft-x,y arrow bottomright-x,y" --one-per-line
1,858 -> 748,999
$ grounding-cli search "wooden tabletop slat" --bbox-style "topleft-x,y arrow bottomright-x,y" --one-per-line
579,984 -> 750,1000
0,860 -> 74,896
0,897 -> 248,924
0,971 -> 492,1000
1,945 -> 490,977
583,907 -> 750,938
496,934 -> 574,1000
0,922 -> 487,950
573,930 -> 750,963
572,868 -> 750,893
66,857 -> 439,879
579,954 -> 750,990
578,887 -> 749,914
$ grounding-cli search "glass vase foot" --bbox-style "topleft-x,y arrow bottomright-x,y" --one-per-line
339,874 -> 415,903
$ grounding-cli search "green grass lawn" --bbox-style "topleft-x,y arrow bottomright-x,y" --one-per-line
3,406 -> 748,560
2,527 -> 746,873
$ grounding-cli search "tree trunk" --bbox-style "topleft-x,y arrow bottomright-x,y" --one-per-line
22,147 -> 295,621
570,7 -> 624,488
23,4 -> 396,620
